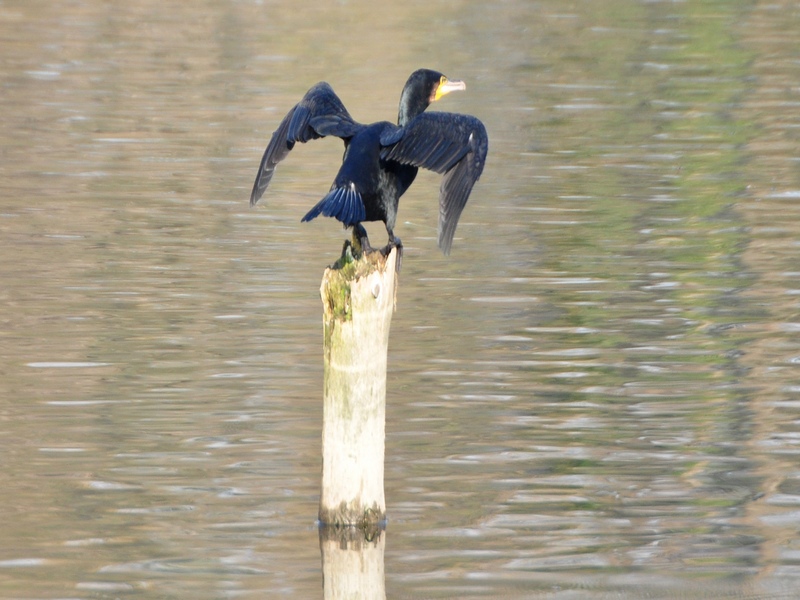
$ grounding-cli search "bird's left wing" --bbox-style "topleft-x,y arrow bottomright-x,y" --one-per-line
250,82 -> 361,206
380,112 -> 488,254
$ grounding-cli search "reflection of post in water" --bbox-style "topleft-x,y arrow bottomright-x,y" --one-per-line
319,525 -> 386,600
318,236 -> 397,529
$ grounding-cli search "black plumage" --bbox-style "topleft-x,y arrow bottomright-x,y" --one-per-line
249,69 -> 488,256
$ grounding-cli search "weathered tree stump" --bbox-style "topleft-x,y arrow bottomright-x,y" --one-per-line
318,241 -> 398,530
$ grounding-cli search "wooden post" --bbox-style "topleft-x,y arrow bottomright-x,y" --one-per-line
318,243 -> 398,530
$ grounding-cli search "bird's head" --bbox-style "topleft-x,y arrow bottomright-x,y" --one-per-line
398,69 -> 466,126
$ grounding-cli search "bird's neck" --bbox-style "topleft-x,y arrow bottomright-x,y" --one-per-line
397,90 -> 429,127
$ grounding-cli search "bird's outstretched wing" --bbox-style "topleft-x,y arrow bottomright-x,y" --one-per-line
380,112 -> 488,254
250,82 -> 361,206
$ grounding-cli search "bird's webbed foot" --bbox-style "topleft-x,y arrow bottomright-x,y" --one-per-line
351,223 -> 375,256
347,224 -> 402,272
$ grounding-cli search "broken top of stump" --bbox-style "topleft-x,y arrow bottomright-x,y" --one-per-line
320,243 -> 398,324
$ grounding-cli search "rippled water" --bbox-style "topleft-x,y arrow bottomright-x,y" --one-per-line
2,0 -> 800,598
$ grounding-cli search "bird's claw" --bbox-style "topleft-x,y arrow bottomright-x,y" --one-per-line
381,236 -> 403,273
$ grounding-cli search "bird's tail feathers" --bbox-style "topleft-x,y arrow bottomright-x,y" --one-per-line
301,183 -> 366,227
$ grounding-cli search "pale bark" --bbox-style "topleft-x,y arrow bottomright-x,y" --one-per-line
318,246 -> 398,528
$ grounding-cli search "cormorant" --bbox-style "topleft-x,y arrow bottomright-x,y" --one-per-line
249,69 -> 488,261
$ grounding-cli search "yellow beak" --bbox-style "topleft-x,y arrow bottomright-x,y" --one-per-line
434,76 -> 466,102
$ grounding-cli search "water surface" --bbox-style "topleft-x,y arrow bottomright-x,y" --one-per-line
2,0 -> 800,598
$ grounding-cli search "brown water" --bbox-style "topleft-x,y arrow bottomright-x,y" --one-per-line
2,0 -> 800,598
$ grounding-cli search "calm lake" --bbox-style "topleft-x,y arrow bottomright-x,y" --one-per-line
2,0 -> 800,598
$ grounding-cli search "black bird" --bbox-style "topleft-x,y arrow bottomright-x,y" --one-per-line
249,69 -> 488,260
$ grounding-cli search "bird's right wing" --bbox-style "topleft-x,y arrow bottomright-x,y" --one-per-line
380,112 -> 488,254
250,82 -> 361,206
